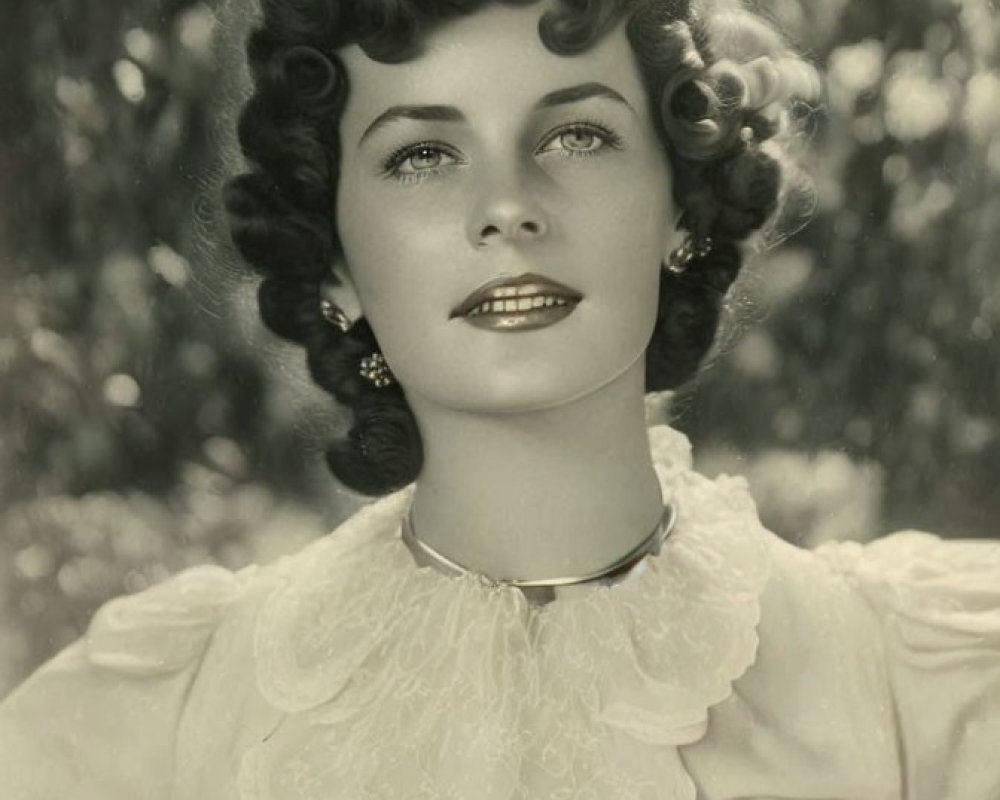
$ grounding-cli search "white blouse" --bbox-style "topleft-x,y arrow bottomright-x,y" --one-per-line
1,425 -> 998,799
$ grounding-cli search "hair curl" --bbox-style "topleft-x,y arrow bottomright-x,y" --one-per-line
222,0 -> 818,495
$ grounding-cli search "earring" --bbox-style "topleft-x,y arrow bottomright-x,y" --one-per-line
360,352 -> 394,388
665,233 -> 713,275
320,297 -> 353,333
319,268 -> 363,333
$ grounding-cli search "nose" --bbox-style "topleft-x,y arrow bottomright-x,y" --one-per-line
468,168 -> 550,248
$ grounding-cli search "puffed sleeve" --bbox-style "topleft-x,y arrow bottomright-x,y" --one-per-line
818,531 -> 1000,800
0,564 -> 244,800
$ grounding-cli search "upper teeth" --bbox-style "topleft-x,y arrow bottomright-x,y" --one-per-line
492,286 -> 551,298
468,296 -> 571,316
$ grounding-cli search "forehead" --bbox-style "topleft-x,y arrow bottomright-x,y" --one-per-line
337,3 -> 642,125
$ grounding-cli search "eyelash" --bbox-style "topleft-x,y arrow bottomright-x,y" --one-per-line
379,119 -> 624,184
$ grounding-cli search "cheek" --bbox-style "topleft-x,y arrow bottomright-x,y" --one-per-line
338,192 -> 431,308
566,150 -> 672,247
336,187 -> 466,371
341,173 -> 462,263
576,177 -> 670,285
570,169 -> 668,343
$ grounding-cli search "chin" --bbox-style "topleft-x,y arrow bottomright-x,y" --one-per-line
399,367 -> 594,415
414,358 -> 641,415
389,313 -> 652,414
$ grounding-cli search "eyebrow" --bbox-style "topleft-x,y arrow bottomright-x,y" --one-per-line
535,82 -> 632,111
358,82 -> 633,145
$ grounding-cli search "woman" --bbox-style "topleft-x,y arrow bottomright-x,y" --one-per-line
1,0 -> 998,797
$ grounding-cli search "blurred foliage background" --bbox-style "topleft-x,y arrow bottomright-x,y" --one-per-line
1,0 -> 997,695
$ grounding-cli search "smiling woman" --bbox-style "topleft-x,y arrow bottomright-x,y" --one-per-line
329,5 -> 687,579
335,5 -> 674,421
1,0 -> 999,798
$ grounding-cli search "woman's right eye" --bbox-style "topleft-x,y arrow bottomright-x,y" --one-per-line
382,143 -> 461,182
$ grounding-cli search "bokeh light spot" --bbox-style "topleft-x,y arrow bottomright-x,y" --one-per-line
112,59 -> 146,104
103,374 -> 142,408
123,27 -> 156,63
148,244 -> 191,288
176,5 -> 215,57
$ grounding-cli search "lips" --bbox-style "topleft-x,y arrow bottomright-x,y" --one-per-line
449,272 -> 584,319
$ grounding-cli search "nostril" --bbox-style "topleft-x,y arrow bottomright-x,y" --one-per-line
475,216 -> 546,247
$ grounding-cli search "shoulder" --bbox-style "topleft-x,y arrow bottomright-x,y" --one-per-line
0,563 -> 257,800
649,439 -> 904,793
84,563 -> 253,676
813,530 -> 1000,653
756,528 -> 1000,681
0,495 -> 407,800
86,486 -> 414,678
747,533 -> 898,734
814,531 -> 1000,798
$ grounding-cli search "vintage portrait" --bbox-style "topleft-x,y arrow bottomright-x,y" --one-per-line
1,0 -> 998,796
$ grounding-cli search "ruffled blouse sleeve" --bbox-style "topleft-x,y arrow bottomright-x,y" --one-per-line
817,531 -> 1000,800
0,564 -> 245,800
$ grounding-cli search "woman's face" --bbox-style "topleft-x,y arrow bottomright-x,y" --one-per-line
336,2 -> 676,414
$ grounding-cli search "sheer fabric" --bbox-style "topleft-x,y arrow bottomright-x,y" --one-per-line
1,425 -> 998,799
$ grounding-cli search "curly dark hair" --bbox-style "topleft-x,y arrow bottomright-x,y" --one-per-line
222,0 -> 816,496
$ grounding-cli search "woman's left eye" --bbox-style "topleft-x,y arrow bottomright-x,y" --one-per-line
536,123 -> 622,156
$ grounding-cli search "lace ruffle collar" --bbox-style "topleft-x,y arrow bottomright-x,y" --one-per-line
241,425 -> 771,800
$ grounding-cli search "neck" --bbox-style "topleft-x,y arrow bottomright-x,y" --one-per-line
405,359 -> 664,582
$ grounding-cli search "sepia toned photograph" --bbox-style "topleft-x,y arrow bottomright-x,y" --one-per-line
1,0 -> 998,796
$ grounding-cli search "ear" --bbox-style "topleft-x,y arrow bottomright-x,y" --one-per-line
322,259 -> 365,326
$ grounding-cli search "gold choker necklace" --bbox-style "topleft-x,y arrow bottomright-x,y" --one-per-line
401,503 -> 677,588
